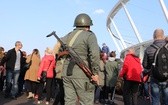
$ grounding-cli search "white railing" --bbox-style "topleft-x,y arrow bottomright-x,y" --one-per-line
106,0 -> 168,60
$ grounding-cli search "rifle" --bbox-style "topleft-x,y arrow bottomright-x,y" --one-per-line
46,31 -> 99,86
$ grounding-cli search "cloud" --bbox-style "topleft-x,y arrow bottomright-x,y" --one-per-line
94,9 -> 105,14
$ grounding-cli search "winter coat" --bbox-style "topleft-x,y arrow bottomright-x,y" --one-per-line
37,54 -> 55,78
105,57 -> 119,87
120,54 -> 142,82
143,40 -> 166,77
98,60 -> 105,86
102,46 -> 110,55
0,48 -> 24,70
24,54 -> 41,82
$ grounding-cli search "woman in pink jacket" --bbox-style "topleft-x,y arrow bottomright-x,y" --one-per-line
37,47 -> 56,105
119,48 -> 142,105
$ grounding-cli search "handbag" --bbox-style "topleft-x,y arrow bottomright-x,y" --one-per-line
23,60 -> 32,70
23,53 -> 33,70
40,61 -> 52,82
41,71 -> 47,82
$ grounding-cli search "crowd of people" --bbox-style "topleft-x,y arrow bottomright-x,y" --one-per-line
0,13 -> 168,105
0,42 -> 120,105
119,28 -> 168,105
0,41 -> 56,104
0,13 -> 120,105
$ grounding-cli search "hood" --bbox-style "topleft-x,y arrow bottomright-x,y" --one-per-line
127,54 -> 140,63
108,57 -> 115,61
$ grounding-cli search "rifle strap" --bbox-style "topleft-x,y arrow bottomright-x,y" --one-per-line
66,30 -> 83,76
68,30 -> 83,47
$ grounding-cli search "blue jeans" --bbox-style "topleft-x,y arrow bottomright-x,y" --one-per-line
6,70 -> 20,97
95,86 -> 101,101
144,82 -> 150,97
150,78 -> 168,105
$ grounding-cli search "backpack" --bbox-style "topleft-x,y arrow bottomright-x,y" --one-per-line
151,43 -> 168,82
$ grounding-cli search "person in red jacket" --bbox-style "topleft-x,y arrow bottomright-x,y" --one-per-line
119,48 -> 142,105
37,47 -> 56,105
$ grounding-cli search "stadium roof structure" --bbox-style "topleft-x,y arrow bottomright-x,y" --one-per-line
106,0 -> 168,60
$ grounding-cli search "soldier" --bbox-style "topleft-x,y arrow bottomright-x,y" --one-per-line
61,13 -> 100,105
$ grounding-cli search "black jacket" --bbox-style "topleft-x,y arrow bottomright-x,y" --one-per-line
0,48 -> 24,70
142,40 -> 166,74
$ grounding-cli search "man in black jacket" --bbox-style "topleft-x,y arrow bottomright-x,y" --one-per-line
0,41 -> 24,99
142,29 -> 168,105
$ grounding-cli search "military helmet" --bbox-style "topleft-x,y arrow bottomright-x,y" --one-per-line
74,13 -> 93,27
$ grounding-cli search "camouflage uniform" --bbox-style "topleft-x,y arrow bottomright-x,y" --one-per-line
62,13 -> 100,105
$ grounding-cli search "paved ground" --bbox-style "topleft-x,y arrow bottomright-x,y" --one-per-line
0,91 -> 150,105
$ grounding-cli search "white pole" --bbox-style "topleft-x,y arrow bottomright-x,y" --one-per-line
121,2 -> 143,43
139,46 -> 144,63
107,27 -> 121,53
111,19 -> 127,49
159,0 -> 168,23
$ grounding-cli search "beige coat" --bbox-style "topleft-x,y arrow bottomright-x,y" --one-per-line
24,54 -> 41,82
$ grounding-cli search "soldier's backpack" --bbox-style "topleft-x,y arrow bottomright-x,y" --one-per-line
151,43 -> 168,82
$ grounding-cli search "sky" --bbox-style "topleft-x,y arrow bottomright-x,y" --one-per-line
0,0 -> 168,57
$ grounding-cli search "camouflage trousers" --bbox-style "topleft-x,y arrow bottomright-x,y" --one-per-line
63,77 -> 95,105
